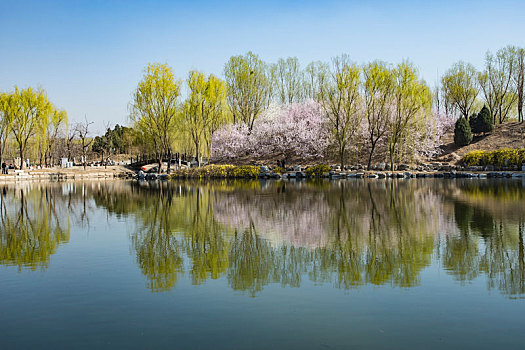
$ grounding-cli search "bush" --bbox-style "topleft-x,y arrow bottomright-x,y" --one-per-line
305,164 -> 331,177
170,164 -> 259,179
454,117 -> 472,146
462,149 -> 525,168
231,165 -> 259,178
469,106 -> 493,134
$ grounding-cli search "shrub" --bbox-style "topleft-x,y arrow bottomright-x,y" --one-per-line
273,167 -> 285,174
305,164 -> 331,177
170,164 -> 259,179
231,165 -> 259,178
454,117 -> 472,146
462,149 -> 525,168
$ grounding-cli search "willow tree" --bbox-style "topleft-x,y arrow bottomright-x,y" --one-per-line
203,75 -> 228,162
363,61 -> 395,170
130,63 -> 181,173
39,107 -> 67,167
0,93 -> 13,166
8,87 -> 51,169
441,61 -> 478,120
388,62 -> 432,169
319,55 -> 362,169
184,72 -> 229,166
184,71 -> 207,167
224,52 -> 271,131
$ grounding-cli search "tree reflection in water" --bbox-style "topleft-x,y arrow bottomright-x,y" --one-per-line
443,180 -> 525,297
2,179 -> 522,298
0,184 -> 72,271
92,179 -> 524,297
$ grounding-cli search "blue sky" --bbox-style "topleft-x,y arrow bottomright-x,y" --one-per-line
1,0 -> 524,133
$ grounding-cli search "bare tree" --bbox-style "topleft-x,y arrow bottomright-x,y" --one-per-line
74,117 -> 94,170
512,47 -> 524,123
271,57 -> 304,104
478,47 -> 517,124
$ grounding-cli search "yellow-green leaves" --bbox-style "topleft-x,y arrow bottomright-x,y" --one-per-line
441,61 -> 478,120
184,71 -> 229,165
131,62 -> 181,172
319,54 -> 362,168
224,52 -> 272,131
7,87 -> 52,168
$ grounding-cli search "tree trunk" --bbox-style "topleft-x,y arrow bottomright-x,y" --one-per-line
519,77 -> 524,123
19,144 -> 24,170
195,141 -> 200,167
339,146 -> 344,171
389,144 -> 395,172
158,151 -> 162,174
167,149 -> 172,174
367,141 -> 377,171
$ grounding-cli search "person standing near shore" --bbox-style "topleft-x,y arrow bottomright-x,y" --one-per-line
1,162 -> 6,174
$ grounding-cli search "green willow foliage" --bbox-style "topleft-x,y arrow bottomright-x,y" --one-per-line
0,87 -> 67,168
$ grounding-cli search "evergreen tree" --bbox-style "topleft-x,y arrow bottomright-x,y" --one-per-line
473,106 -> 493,135
454,117 -> 472,146
469,113 -> 479,133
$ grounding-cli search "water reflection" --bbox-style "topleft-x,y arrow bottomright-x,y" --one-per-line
94,179 -> 525,297
443,181 -> 525,296
1,179 -> 524,297
0,184 -> 71,270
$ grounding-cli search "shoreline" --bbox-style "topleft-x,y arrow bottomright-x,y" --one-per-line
0,165 -> 135,182
1,163 -> 524,183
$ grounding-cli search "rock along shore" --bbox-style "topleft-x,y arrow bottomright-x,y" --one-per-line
0,166 -> 135,182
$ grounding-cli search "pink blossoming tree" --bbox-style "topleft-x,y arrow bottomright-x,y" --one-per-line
213,100 -> 329,162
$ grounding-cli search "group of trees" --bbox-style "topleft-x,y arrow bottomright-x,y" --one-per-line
454,105 -> 494,146
440,45 -> 525,124
441,45 -> 525,147
130,63 -> 230,172
132,54 -> 451,171
0,87 -> 135,170
0,87 -> 67,169
92,124 -> 134,164
219,54 -> 448,170
4,46 -> 523,171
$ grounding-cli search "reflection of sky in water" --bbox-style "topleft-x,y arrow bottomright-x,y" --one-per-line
0,179 -> 525,349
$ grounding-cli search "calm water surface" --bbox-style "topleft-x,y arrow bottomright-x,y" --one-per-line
1,179 -> 525,349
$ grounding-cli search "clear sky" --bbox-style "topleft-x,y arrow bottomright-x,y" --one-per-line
1,0 -> 524,134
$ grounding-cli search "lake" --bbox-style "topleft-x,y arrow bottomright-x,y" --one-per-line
1,179 -> 524,349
